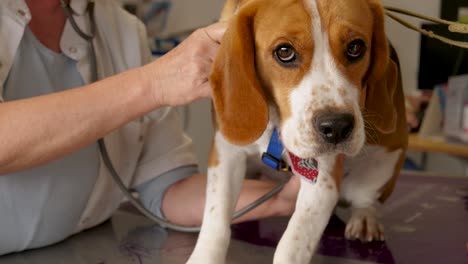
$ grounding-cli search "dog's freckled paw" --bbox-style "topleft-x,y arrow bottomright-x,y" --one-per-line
345,208 -> 384,242
187,257 -> 223,264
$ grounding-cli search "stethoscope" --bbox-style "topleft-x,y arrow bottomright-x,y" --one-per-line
59,0 -> 286,232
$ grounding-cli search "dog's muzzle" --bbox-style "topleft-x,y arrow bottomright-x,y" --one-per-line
314,112 -> 355,145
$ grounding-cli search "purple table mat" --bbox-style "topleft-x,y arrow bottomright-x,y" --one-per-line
232,174 -> 468,264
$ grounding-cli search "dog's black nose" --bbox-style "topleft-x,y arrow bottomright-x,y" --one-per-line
315,112 -> 354,144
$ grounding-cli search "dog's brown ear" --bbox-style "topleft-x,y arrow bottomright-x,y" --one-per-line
364,0 -> 398,134
210,5 -> 268,145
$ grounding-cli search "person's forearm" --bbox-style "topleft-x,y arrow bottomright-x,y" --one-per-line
0,67 -> 157,175
161,174 -> 293,226
0,21 -> 226,175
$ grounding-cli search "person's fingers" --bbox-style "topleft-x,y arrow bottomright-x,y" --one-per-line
406,113 -> 419,128
288,173 -> 300,191
200,22 -> 227,61
420,93 -> 432,102
199,82 -> 213,99
197,59 -> 212,81
202,21 -> 228,44
277,173 -> 299,199
204,42 -> 220,62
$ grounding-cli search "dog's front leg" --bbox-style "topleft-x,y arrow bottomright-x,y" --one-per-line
273,154 -> 343,264
186,134 -> 246,264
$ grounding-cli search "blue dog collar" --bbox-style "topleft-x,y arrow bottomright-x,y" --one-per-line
262,128 -> 289,171
262,128 -> 319,184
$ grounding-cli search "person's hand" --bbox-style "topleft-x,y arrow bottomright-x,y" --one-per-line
275,173 -> 301,215
146,22 -> 227,107
405,92 -> 431,129
279,174 -> 300,201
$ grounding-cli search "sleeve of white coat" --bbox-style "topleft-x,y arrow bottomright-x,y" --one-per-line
135,17 -> 154,65
130,107 -> 199,187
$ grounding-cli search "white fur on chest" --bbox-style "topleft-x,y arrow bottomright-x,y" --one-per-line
341,144 -> 403,207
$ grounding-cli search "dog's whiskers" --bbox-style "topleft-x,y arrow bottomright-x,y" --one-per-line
364,120 -> 379,145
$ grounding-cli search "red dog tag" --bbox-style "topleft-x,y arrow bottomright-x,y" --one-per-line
288,152 -> 319,183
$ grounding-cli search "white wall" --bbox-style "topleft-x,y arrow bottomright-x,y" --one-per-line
163,0 -> 225,36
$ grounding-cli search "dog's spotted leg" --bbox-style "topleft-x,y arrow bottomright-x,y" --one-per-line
273,154 -> 343,264
341,145 -> 404,242
186,133 -> 246,264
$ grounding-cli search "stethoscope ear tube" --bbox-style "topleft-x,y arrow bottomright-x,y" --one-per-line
60,0 -> 96,41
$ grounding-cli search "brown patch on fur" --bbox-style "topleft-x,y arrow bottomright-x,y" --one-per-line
293,138 -> 300,147
339,89 -> 348,97
364,48 -> 398,134
208,141 -> 219,168
316,0 -> 373,87
330,154 -> 344,190
359,87 -> 367,107
253,0 -> 314,122
211,2 -> 269,146
360,0 -> 401,135
327,184 -> 334,190
321,86 -> 331,93
313,85 -> 355,113
364,43 -> 408,196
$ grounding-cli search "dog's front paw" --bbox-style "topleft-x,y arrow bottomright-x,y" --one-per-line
186,243 -> 228,264
345,207 -> 384,242
186,257 -> 223,264
186,253 -> 224,264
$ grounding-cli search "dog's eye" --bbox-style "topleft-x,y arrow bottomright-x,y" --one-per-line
346,39 -> 366,62
274,44 -> 297,65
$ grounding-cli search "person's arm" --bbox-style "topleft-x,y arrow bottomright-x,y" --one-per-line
0,22 -> 226,175
405,91 -> 432,129
161,173 -> 300,226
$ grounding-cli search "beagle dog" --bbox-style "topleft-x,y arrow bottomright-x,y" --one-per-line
187,0 -> 408,263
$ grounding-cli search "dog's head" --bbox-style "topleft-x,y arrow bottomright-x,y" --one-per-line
211,0 -> 399,159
